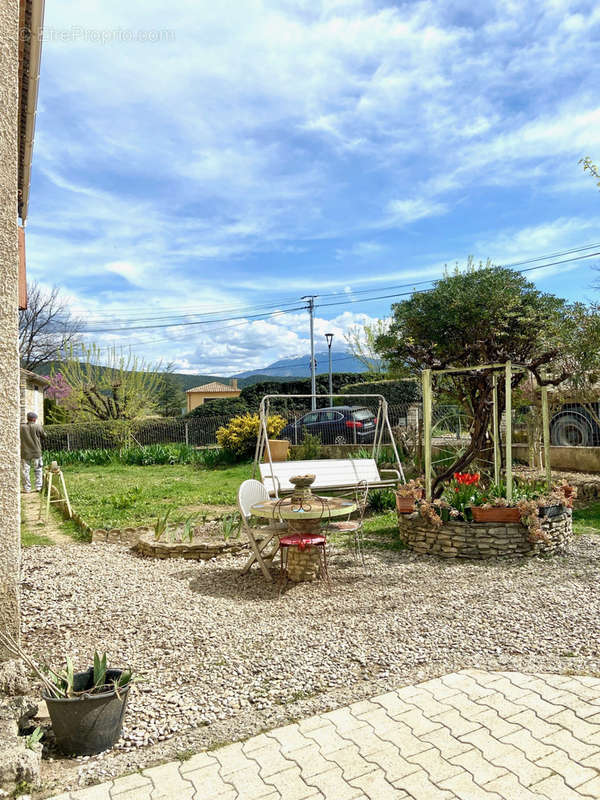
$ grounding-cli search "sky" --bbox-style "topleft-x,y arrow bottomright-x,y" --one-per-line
26,0 -> 600,375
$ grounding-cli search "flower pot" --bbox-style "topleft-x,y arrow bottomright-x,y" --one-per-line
263,439 -> 290,462
539,504 -> 564,518
395,490 -> 422,514
470,506 -> 522,523
44,668 -> 131,755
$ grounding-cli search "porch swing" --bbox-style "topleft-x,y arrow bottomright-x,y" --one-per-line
253,393 -> 406,497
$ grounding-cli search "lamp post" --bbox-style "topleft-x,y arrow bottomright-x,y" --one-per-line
325,332 -> 334,405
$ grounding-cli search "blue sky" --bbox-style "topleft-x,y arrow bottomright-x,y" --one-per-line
26,0 -> 600,375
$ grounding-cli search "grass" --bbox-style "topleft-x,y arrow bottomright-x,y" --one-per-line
572,502 -> 600,535
328,510 -> 405,552
20,523 -> 53,547
62,462 -> 253,529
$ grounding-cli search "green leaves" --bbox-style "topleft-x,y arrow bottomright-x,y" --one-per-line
153,506 -> 174,541
93,651 -> 107,688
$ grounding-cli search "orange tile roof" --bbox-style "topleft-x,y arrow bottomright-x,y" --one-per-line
186,381 -> 239,394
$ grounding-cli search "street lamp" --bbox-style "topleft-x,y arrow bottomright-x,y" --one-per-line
325,333 -> 334,405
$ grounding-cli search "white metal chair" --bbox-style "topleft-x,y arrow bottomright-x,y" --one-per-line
327,480 -> 369,565
238,479 -> 286,581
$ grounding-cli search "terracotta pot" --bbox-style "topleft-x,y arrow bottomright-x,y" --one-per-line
396,491 -> 422,514
263,439 -> 290,462
470,506 -> 522,523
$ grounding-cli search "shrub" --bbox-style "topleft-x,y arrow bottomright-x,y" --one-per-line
368,489 -> 397,512
216,413 -> 287,458
185,399 -> 249,419
290,432 -> 322,460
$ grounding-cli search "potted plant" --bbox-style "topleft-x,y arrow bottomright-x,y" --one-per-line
396,479 -> 424,513
0,636 -> 136,756
42,652 -> 134,756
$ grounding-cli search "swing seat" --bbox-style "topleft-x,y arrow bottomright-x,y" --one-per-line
259,458 -> 401,497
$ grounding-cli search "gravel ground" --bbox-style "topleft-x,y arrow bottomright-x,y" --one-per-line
21,535 -> 600,795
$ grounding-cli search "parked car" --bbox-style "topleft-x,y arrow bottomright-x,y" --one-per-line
280,406 -> 377,445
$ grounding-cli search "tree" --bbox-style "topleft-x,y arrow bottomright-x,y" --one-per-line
580,156 -> 600,189
155,365 -> 185,417
375,263 -> 600,494
19,281 -> 83,370
344,319 -> 389,374
59,344 -> 163,421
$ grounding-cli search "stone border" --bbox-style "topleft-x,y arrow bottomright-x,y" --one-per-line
397,508 -> 572,558
134,530 -> 249,560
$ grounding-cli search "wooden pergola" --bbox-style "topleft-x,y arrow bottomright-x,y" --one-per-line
422,361 -> 552,501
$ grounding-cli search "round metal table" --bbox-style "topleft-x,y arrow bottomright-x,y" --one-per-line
250,495 -> 357,582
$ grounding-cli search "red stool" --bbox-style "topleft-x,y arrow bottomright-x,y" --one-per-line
278,533 -> 330,590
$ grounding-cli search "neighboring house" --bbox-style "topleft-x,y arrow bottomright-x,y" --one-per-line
186,379 -> 241,412
19,368 -> 49,423
0,0 -> 45,655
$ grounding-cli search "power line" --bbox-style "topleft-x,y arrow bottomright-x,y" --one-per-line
80,244 -> 600,355
51,241 -> 600,325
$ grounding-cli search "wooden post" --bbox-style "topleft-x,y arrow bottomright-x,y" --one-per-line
492,374 -> 500,486
184,422 -> 189,446
541,383 -> 552,490
423,369 -> 432,501
505,361 -> 512,502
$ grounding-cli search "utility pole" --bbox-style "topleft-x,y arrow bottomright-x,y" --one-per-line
325,332 -> 334,406
302,295 -> 318,410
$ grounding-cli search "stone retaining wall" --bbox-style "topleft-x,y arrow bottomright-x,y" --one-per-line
397,509 -> 572,559
134,531 -> 250,560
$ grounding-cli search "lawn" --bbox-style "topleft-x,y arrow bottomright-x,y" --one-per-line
60,461 -> 403,550
573,502 -> 600,535
63,462 -> 253,529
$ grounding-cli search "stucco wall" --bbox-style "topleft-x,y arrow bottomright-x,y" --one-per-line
0,0 -> 21,657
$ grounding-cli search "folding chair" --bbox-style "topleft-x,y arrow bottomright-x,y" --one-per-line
327,480 -> 369,565
238,479 -> 286,581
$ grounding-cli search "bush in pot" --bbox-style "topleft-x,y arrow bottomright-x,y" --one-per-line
43,652 -> 135,756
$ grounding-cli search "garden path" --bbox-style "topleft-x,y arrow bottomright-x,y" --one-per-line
21,491 -> 73,546
47,669 -> 600,800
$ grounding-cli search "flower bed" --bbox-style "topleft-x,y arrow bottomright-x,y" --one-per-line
396,473 -> 575,558
397,508 -> 572,558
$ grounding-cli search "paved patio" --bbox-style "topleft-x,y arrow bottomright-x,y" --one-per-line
48,669 -> 600,799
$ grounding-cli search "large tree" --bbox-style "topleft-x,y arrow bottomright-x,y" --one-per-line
376,262 -> 600,493
59,344 -> 163,421
19,281 -> 83,370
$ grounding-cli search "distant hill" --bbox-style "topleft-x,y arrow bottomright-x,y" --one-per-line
234,350 -> 367,379
33,350 -> 369,392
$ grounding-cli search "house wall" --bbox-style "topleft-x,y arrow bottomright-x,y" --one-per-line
0,0 -> 21,656
21,383 -> 44,423
186,390 -> 241,413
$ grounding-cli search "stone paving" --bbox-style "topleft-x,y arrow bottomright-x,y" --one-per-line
48,669 -> 600,800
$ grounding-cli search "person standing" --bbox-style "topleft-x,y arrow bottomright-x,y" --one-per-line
20,411 -> 46,493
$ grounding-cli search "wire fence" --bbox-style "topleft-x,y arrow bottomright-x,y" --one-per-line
43,403 -> 421,452
44,400 -> 593,455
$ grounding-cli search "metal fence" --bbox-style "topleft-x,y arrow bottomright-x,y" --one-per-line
43,403 -> 419,452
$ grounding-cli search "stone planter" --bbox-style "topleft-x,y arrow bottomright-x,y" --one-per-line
471,506 -> 522,523
397,509 -> 572,559
135,531 -> 251,560
264,440 -> 290,462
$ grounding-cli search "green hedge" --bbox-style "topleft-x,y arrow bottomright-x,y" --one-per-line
240,372 -> 371,412
341,378 -> 420,406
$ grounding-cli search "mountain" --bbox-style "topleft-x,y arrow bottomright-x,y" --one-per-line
234,350 -> 366,379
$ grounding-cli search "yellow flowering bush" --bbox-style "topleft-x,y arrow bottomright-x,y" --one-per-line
216,413 -> 287,458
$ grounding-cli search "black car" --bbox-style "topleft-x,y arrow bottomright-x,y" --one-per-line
280,406 -> 377,445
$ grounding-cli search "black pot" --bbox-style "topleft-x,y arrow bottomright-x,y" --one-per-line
44,668 -> 131,755
539,504 -> 564,518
